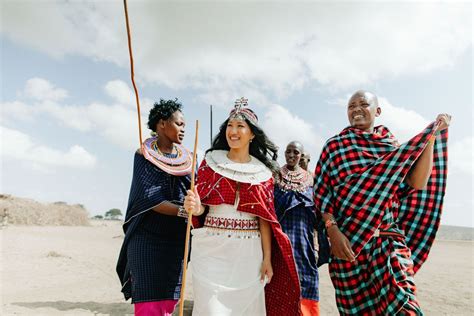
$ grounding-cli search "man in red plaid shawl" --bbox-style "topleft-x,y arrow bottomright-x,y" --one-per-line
313,90 -> 450,315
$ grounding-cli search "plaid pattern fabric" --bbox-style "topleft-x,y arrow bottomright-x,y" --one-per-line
274,183 -> 319,301
313,123 -> 448,315
397,132 -> 448,272
116,153 -> 191,302
328,233 -> 421,315
192,159 -> 302,316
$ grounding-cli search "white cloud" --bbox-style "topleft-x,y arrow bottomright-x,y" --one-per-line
104,80 -> 135,107
0,125 -> 96,169
38,100 -> 144,151
103,79 -> 155,115
377,97 -> 431,143
0,101 -> 37,123
2,78 -> 149,151
40,101 -> 94,132
23,78 -> 68,102
261,104 -> 325,167
1,1 -> 470,99
85,102 -> 144,150
449,137 -> 473,175
196,87 -> 271,110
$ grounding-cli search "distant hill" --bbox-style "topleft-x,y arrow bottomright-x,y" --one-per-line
0,194 -> 89,226
436,225 -> 474,241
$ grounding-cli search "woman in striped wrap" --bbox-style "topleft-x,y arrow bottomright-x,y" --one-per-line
274,141 -> 320,315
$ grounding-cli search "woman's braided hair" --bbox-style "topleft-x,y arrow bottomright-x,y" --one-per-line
147,98 -> 182,132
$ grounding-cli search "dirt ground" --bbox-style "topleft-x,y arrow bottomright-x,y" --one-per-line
1,221 -> 473,315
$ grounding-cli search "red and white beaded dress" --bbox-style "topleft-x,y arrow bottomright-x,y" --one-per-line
190,150 -> 301,316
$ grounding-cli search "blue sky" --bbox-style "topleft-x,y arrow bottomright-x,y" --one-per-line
1,1 -> 472,226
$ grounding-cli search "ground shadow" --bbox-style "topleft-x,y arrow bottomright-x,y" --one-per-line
13,300 -> 193,316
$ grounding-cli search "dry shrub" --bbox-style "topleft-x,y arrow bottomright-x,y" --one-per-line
0,194 -> 89,226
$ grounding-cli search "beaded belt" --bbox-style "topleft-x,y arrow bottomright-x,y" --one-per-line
374,229 -> 405,239
204,216 -> 259,230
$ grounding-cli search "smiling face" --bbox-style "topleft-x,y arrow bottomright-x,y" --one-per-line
159,110 -> 186,144
225,118 -> 255,150
347,91 -> 381,132
285,141 -> 303,169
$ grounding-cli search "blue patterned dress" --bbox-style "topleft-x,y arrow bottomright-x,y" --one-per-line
116,152 -> 191,303
274,165 -> 319,302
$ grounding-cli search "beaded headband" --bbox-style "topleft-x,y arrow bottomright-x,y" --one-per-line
228,97 -> 258,125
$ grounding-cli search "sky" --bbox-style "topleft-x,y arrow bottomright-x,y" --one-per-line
0,0 -> 472,227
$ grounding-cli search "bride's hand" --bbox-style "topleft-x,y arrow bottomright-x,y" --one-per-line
260,258 -> 273,284
184,186 -> 202,216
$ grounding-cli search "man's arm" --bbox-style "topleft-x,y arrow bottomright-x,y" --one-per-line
405,138 -> 435,190
405,114 -> 451,190
314,144 -> 355,262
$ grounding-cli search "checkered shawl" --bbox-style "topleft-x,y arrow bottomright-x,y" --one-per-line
313,123 -> 448,314
313,122 -> 448,271
192,159 -> 302,316
116,153 -> 191,301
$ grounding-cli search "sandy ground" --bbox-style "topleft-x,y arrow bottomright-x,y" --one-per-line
1,221 -> 473,315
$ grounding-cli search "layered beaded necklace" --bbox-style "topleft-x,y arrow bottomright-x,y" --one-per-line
276,165 -> 313,192
142,136 -> 192,176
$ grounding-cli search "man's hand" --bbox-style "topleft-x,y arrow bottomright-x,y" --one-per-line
435,113 -> 451,132
327,226 -> 356,262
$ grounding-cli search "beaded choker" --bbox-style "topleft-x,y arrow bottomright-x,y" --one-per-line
142,136 -> 193,176
276,165 -> 313,192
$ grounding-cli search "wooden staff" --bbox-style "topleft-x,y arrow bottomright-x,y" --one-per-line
122,1 -> 199,313
123,0 -> 143,147
179,120 -> 199,316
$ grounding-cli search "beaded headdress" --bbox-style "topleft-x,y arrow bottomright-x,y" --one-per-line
228,97 -> 258,125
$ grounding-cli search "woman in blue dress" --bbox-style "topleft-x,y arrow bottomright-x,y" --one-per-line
117,99 -> 193,316
274,141 -> 320,316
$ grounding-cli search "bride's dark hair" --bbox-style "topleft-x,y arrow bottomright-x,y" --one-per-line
207,116 -> 280,175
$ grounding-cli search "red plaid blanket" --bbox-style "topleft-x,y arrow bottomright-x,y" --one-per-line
314,122 -> 448,267
313,122 -> 448,314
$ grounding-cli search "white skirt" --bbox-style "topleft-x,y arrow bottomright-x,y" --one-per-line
190,205 -> 266,316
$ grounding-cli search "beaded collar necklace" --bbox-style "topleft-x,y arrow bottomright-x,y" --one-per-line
276,165 -> 313,192
142,136 -> 192,176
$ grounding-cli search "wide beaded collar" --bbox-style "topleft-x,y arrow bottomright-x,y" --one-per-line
204,150 -> 272,184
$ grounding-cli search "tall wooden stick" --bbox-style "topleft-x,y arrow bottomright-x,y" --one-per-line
123,0 -> 143,147
179,120 -> 199,316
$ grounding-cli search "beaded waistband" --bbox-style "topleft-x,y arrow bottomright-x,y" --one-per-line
204,215 -> 259,230
374,229 -> 405,239
201,227 -> 261,239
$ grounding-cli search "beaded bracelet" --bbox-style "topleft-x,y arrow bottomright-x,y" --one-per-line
177,206 -> 188,218
325,218 -> 338,230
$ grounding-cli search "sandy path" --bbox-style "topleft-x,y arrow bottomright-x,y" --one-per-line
1,222 -> 473,315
